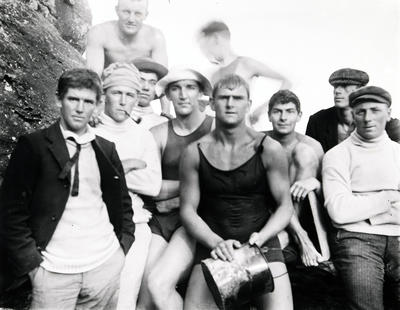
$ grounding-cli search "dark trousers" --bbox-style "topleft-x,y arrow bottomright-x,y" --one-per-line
332,230 -> 399,310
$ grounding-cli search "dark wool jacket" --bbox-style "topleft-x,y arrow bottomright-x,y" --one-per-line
0,122 -> 135,282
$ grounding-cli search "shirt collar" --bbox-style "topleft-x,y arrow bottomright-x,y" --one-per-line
59,123 -> 96,145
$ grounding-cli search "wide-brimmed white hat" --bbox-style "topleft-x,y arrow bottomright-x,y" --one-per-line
132,57 -> 168,80
156,68 -> 212,97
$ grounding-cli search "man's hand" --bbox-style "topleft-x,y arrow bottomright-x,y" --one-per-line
211,239 -> 242,262
290,177 -> 320,202
156,197 -> 180,213
28,266 -> 40,282
134,208 -> 152,224
121,159 -> 147,174
370,201 -> 400,225
249,232 -> 262,247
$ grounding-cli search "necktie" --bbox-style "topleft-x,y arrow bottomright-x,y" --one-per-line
59,138 -> 81,196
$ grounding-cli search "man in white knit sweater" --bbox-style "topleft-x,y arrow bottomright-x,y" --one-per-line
323,86 -> 400,310
94,62 -> 162,310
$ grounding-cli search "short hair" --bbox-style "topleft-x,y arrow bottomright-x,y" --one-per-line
57,68 -> 102,102
199,21 -> 231,39
268,90 -> 301,113
165,80 -> 203,95
212,74 -> 250,99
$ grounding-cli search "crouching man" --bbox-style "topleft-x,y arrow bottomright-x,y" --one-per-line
323,86 -> 400,310
0,68 -> 135,309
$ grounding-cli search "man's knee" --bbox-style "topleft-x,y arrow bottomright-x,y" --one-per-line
147,267 -> 174,303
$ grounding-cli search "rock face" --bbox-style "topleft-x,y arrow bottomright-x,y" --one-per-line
0,0 -> 90,180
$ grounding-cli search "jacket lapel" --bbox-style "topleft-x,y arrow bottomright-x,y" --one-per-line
45,121 -> 71,181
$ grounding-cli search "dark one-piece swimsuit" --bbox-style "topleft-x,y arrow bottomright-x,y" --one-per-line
194,135 -> 284,264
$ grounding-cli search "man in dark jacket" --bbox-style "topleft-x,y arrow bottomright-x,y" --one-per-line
0,68 -> 135,309
306,68 -> 400,152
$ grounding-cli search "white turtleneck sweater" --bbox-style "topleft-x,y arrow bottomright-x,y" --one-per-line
95,113 -> 162,223
323,131 -> 400,236
131,105 -> 168,130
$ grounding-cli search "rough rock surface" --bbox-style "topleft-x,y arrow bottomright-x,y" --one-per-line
0,0 -> 86,180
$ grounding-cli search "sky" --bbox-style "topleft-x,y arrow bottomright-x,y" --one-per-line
88,0 -> 399,132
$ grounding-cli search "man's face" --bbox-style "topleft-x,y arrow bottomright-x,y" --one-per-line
166,80 -> 202,117
198,36 -> 224,65
104,85 -> 139,123
211,86 -> 250,126
333,84 -> 359,108
138,71 -> 158,107
58,88 -> 98,135
269,102 -> 301,135
353,102 -> 391,140
116,0 -> 148,36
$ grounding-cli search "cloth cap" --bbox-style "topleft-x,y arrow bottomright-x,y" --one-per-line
102,62 -> 141,91
156,68 -> 212,97
132,57 -> 168,80
329,68 -> 369,87
349,86 -> 392,107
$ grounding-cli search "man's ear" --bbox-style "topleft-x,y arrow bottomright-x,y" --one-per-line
55,95 -> 62,108
210,98 -> 216,111
297,111 -> 303,122
247,99 -> 252,112
387,107 -> 392,121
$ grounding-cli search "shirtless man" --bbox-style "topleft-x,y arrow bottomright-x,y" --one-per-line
197,20 -> 291,125
267,90 -> 326,267
86,0 -> 171,114
180,74 -> 293,309
137,69 -> 214,310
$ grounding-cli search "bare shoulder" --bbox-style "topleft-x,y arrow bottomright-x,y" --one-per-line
262,135 -> 285,154
150,121 -> 168,151
295,133 -> 324,157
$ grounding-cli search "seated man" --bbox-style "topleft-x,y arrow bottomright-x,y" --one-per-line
137,68 -> 214,310
0,69 -> 135,309
323,86 -> 400,310
131,57 -> 170,129
86,0 -> 171,115
180,74 -> 294,309
306,68 -> 400,152
266,90 -> 327,267
94,63 -> 162,309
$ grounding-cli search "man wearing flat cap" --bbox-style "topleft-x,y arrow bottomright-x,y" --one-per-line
322,85 -> 400,310
306,68 -> 400,152
94,62 -> 162,309
137,68 -> 214,310
0,68 -> 135,309
131,57 -> 170,129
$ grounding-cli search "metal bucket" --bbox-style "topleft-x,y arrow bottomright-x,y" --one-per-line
201,243 -> 274,310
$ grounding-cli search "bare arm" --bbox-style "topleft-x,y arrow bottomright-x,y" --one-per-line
85,25 -> 106,76
180,144 -> 226,251
251,138 -> 294,246
246,57 -> 291,89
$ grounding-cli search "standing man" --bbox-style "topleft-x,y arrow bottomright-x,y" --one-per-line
306,68 -> 400,152
137,68 -> 214,310
197,20 -> 291,126
131,57 -> 170,129
86,0 -> 171,115
323,86 -> 400,310
267,89 -> 327,267
94,63 -> 162,309
180,74 -> 293,309
0,68 -> 135,309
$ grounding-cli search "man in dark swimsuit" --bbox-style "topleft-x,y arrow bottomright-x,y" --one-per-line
180,74 -> 294,309
137,68 -> 214,310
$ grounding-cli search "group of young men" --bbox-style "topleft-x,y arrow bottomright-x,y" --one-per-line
0,0 -> 399,310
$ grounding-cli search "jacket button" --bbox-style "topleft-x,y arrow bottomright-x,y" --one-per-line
37,246 -> 42,251
63,184 -> 68,188
51,216 -> 56,221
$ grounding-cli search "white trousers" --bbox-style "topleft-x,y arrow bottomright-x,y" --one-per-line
117,223 -> 152,310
